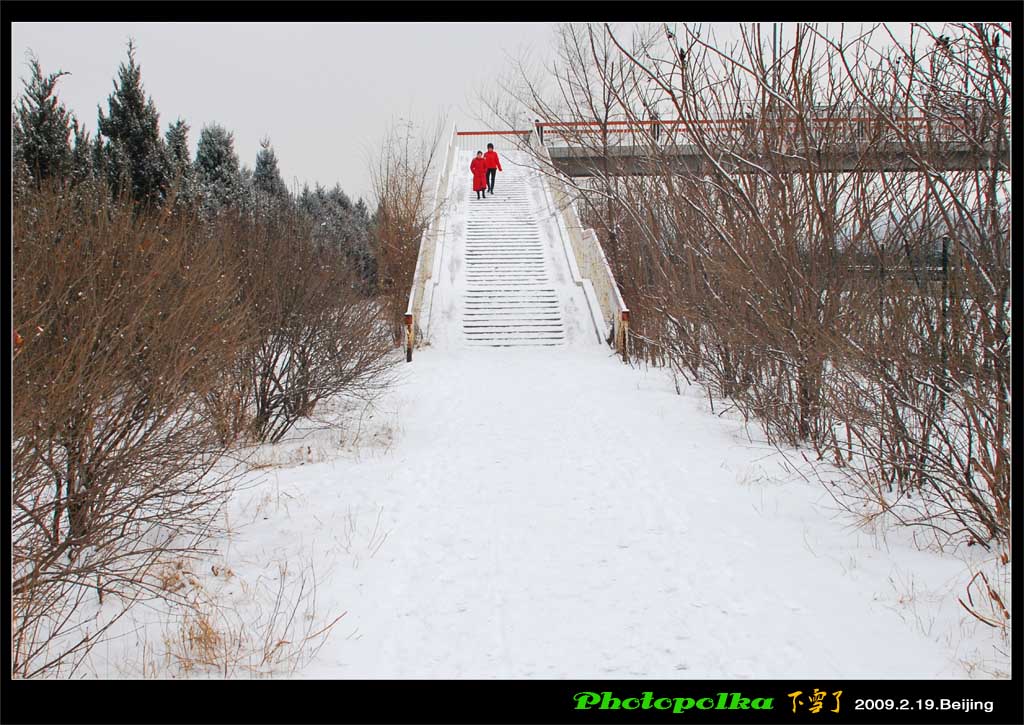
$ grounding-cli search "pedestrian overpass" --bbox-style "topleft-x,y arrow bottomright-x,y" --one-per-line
403,116 -> 1006,361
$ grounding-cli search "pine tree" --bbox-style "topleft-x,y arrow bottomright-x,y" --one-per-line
90,134 -> 109,186
352,197 -> 377,287
253,136 -> 289,202
69,119 -> 95,186
298,184 -> 320,218
164,118 -> 196,207
195,123 -> 242,214
296,181 -> 377,291
238,164 -> 256,214
13,54 -> 75,184
354,196 -> 370,222
96,40 -> 170,205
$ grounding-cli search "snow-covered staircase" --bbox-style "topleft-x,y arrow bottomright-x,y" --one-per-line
424,146 -> 601,351
462,173 -> 565,347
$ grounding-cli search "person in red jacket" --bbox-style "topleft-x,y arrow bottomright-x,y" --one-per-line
470,150 -> 488,199
484,143 -> 502,195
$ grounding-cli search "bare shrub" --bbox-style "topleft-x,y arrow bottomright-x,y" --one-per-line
12,183 -> 249,677
807,23 -> 1011,545
369,118 -> 444,342
224,205 -> 396,445
495,22 -> 1010,547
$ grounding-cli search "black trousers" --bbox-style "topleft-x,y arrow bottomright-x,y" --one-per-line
486,168 -> 497,193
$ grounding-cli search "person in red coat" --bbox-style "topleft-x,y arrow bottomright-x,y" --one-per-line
470,151 -> 488,199
484,143 -> 502,195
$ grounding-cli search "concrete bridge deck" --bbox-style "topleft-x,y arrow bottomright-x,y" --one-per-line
547,140 -> 1009,176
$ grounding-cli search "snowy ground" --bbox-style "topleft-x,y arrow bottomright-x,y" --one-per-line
89,348 -> 1009,679
302,350 -> 1013,678
81,145 -> 1009,680
79,346 -> 1007,679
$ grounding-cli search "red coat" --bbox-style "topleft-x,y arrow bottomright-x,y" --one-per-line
484,150 -> 502,171
470,157 -> 488,191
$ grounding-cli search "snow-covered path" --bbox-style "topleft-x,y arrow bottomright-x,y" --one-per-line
299,349 -> 969,678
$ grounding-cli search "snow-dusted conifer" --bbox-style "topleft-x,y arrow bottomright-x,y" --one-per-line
298,184 -> 320,218
296,181 -> 376,289
96,40 -> 170,205
195,123 -> 242,214
253,137 -> 289,202
13,54 -> 75,184
351,197 -> 377,286
164,119 -> 196,207
69,119 -> 95,186
90,134 -> 109,186
238,164 -> 256,214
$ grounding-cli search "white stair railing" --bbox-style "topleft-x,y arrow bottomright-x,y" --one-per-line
404,124 -> 458,362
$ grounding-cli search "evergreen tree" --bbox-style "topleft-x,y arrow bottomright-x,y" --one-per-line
69,119 -> 95,186
164,118 -> 196,206
297,182 -> 377,291
354,197 -> 370,222
195,123 -> 242,213
352,197 -> 376,287
90,134 -> 110,187
253,136 -> 289,201
298,183 -> 329,230
340,192 -> 375,287
165,119 -> 190,167
298,184 -> 320,218
96,40 -> 170,205
238,164 -> 256,214
328,184 -> 353,213
13,54 -> 75,184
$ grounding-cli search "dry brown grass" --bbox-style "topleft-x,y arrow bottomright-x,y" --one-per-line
155,561 -> 200,595
157,561 -> 346,678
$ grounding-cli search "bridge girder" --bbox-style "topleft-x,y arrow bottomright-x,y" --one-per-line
547,142 -> 1009,177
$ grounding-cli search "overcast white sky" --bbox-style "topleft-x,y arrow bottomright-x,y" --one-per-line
12,21 -> 928,203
